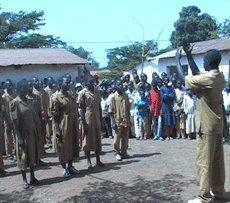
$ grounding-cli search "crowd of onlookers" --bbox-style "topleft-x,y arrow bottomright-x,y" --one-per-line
0,69 -> 230,188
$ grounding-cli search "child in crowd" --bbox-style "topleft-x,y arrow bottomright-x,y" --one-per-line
101,90 -> 112,138
183,90 -> 197,139
109,79 -> 131,161
174,79 -> 186,139
160,76 -> 176,140
135,90 -> 150,140
149,79 -> 163,140
126,81 -> 138,138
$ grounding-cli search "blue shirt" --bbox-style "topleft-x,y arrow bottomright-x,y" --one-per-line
136,98 -> 149,120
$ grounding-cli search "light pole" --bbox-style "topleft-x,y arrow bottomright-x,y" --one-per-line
133,18 -> 147,74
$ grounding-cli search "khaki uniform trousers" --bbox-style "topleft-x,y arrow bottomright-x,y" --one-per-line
4,120 -> 15,156
114,126 -> 129,155
0,121 -> 4,170
197,133 -> 226,203
46,117 -> 53,144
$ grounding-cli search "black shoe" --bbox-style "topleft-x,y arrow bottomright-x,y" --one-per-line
23,181 -> 30,189
30,178 -> 39,185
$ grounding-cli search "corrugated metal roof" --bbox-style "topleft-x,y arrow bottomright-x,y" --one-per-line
0,48 -> 89,66
148,38 -> 230,60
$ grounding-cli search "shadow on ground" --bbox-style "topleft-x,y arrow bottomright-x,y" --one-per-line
62,173 -> 196,203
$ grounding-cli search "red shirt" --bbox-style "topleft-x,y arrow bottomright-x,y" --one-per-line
149,88 -> 162,117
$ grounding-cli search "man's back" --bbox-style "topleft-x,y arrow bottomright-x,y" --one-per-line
186,69 -> 225,134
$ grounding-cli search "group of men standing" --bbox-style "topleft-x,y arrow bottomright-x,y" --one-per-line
0,44 -> 228,202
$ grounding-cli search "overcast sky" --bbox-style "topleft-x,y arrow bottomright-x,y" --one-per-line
1,0 -> 230,68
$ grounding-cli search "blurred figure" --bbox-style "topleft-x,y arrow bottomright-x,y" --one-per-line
135,90 -> 150,140
160,76 -> 176,140
51,76 -> 79,177
183,90 -> 197,140
109,79 -> 130,161
10,79 -> 39,189
101,90 -> 112,139
149,79 -> 163,140
2,79 -> 16,163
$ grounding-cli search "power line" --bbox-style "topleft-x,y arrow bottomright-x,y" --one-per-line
66,40 -> 169,44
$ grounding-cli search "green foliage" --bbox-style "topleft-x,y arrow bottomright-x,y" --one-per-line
0,10 -> 45,42
0,8 -> 66,48
105,40 -> 158,79
220,19 -> 230,38
170,6 -> 220,48
5,34 -> 66,48
66,46 -> 99,70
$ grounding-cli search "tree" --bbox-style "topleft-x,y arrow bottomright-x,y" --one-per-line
0,8 -> 65,48
170,6 -> 220,48
66,46 -> 99,70
220,19 -> 230,38
105,40 -> 158,80
0,6 -> 100,69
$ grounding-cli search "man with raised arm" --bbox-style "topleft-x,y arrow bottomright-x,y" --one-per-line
176,44 -> 227,203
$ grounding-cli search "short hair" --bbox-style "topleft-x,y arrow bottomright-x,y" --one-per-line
204,49 -> 221,68
16,79 -> 28,92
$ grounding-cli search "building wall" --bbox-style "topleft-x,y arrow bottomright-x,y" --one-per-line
0,64 -> 82,83
129,61 -> 161,84
157,51 -> 230,81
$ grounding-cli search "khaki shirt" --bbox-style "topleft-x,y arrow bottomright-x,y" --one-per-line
186,69 -> 225,134
33,87 -> 49,122
2,90 -> 16,123
44,86 -> 55,117
109,91 -> 130,128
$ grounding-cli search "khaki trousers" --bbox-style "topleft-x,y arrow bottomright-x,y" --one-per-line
197,133 -> 226,203
46,117 -> 53,144
0,120 -> 4,170
114,126 -> 129,155
4,120 -> 14,156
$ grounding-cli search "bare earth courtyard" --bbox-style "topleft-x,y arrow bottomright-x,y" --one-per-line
0,138 -> 230,203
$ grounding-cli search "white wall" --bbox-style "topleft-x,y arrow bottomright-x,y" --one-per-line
129,60 -> 162,84
156,51 -> 230,81
0,64 -> 82,83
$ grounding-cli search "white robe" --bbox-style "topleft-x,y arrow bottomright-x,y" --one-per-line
183,94 -> 197,134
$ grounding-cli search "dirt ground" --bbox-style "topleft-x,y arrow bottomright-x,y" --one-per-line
0,137 -> 230,203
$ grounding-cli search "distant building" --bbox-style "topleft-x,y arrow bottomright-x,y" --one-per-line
0,48 -> 89,83
131,38 -> 230,83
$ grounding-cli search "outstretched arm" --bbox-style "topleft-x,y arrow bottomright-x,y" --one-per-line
176,47 -> 185,81
182,42 -> 200,75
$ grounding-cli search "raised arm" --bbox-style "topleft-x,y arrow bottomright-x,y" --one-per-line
182,42 -> 200,75
176,47 -> 186,81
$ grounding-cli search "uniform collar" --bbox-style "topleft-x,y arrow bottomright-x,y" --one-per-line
15,96 -> 28,106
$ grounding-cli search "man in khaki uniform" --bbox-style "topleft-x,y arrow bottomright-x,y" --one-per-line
32,77 -> 49,157
109,79 -> 130,161
176,47 -> 227,203
44,76 -> 55,146
2,79 -> 16,163
0,88 -> 9,176
51,76 -> 79,177
10,79 -> 38,189
77,76 -> 104,169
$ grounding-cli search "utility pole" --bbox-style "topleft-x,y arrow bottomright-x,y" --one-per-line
133,18 -> 147,74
